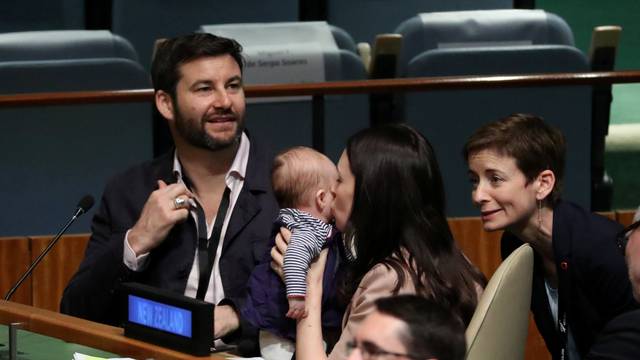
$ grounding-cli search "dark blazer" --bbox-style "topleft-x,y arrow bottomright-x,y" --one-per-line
60,134 -> 279,350
502,200 -> 637,359
586,309 -> 640,360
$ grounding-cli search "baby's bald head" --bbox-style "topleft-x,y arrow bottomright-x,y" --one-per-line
272,147 -> 338,210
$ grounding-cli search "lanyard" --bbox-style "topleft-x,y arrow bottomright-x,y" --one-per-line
194,186 -> 231,300
557,260 -> 570,359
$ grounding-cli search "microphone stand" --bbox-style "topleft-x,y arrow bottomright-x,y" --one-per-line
4,207 -> 86,301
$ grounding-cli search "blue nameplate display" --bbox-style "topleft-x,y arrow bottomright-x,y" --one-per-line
121,282 -> 213,356
128,295 -> 193,337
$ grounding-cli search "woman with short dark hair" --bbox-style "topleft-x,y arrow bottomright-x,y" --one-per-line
464,114 -> 636,359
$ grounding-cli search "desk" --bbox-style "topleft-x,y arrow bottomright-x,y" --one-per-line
0,301 -> 228,360
0,325 -> 118,360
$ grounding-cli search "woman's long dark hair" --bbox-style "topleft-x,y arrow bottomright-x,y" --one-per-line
340,124 -> 486,325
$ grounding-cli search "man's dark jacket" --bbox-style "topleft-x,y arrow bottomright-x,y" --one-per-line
60,135 -> 279,352
587,309 -> 640,359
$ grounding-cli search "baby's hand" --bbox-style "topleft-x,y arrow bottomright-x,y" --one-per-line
286,297 -> 307,319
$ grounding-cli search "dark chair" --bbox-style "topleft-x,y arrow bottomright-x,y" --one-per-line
327,0 -> 512,44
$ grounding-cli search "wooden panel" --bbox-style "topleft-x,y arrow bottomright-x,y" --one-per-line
616,210 -> 638,227
0,237 -> 32,306
30,234 -> 90,312
449,217 -> 503,279
0,300 -> 226,359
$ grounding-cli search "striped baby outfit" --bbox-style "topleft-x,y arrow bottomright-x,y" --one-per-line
279,208 -> 333,298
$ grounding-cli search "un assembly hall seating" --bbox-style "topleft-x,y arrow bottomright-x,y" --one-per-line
1,1 -> 638,359
327,0 -> 513,44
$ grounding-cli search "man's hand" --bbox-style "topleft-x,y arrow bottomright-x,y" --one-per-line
128,180 -> 193,255
286,297 -> 307,319
214,304 -> 240,339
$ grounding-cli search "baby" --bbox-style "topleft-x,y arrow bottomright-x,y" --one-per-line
271,146 -> 338,319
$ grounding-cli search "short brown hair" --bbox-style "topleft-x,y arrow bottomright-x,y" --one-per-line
272,147 -> 334,208
462,113 -> 566,204
151,33 -> 243,100
375,295 -> 466,360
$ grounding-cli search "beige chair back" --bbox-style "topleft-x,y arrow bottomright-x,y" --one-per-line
465,243 -> 534,360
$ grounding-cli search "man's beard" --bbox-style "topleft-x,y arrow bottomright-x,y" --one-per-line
174,109 -> 244,151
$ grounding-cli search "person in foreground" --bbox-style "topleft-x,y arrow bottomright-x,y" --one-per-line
346,295 -> 466,360
60,33 -> 278,354
587,213 -> 640,359
273,124 -> 486,360
464,114 -> 637,359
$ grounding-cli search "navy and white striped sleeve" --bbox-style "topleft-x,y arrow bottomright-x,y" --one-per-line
279,208 -> 332,298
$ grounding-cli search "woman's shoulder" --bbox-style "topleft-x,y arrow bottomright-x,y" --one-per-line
554,200 -> 622,242
553,200 -> 625,272
555,200 -> 620,228
358,258 -> 416,294
360,263 -> 398,285
334,263 -> 411,360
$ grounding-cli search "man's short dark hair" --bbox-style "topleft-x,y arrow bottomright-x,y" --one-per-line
375,295 -> 466,360
150,33 -> 244,99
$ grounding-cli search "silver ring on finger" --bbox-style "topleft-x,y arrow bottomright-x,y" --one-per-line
173,197 -> 186,210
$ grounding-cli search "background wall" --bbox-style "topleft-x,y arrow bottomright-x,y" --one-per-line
538,0 -> 640,209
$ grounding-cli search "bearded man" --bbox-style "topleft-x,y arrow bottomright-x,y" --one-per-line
61,33 -> 278,356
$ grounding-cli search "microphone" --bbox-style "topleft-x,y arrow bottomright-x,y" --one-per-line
4,195 -> 95,301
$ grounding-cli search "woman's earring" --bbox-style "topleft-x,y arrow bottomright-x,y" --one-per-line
537,199 -> 543,229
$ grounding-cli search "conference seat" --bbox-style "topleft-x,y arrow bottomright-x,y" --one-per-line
465,244 -> 534,360
198,22 -> 369,161
0,30 -> 139,63
111,0 -> 298,70
327,0 -> 512,44
0,30 -> 152,237
396,9 -> 575,76
395,10 -> 591,216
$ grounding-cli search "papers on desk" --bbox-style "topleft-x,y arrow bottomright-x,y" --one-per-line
72,352 -> 135,360
73,351 -> 265,359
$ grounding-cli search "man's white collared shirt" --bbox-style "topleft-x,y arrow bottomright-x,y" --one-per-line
123,133 -> 251,306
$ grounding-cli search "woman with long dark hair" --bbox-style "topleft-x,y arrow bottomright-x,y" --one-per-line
272,124 -> 485,360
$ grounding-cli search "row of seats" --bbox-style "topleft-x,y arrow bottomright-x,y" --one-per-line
1,0 -> 518,68
0,9 -> 606,236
